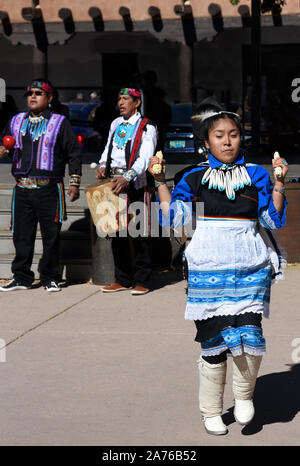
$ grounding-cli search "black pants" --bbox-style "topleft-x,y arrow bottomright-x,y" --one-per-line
202,352 -> 229,365
111,187 -> 152,288
11,184 -> 62,286
111,235 -> 152,287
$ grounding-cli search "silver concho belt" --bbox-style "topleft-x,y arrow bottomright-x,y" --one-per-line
110,167 -> 127,176
16,177 -> 53,188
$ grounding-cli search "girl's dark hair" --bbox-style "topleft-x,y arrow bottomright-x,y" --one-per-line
192,103 -> 243,142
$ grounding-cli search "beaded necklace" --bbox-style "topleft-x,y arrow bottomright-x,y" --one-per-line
201,164 -> 252,200
20,114 -> 48,142
113,122 -> 136,150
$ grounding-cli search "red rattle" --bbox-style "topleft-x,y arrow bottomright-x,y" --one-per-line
3,136 -> 16,150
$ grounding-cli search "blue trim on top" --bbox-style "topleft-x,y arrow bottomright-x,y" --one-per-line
208,151 -> 245,168
158,166 -> 207,227
246,164 -> 287,229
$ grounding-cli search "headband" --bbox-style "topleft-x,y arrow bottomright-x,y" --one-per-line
119,88 -> 141,98
192,110 -> 240,123
26,80 -> 54,95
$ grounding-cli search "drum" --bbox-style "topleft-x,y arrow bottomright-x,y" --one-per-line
85,178 -> 128,235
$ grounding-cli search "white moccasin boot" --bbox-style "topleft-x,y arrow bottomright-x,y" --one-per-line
234,399 -> 255,425
203,415 -> 228,436
232,353 -> 262,425
198,356 -> 228,435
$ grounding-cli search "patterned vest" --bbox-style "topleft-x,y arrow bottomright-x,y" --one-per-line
10,112 -> 66,173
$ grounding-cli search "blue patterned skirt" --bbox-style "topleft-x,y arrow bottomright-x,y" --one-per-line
200,324 -> 266,357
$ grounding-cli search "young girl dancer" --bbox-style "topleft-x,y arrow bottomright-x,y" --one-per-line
149,105 -> 288,435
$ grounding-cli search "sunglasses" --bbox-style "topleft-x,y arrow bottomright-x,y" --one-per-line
25,90 -> 46,97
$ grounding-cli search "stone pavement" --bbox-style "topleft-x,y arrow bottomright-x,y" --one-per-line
0,153 -> 299,446
0,265 -> 299,446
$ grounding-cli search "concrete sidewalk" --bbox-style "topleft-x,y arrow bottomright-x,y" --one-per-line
0,266 -> 299,446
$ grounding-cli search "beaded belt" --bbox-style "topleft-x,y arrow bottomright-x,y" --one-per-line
16,177 -> 58,189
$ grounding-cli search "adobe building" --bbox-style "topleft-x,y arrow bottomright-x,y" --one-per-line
0,1 -> 300,113
1,1 -> 300,271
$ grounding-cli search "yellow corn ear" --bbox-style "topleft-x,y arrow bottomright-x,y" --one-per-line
152,151 -> 163,174
274,151 -> 282,177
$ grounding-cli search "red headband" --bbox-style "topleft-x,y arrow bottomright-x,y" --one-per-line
119,88 -> 141,98
26,80 -> 53,95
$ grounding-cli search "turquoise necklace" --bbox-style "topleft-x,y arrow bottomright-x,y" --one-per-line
113,122 -> 136,150
21,114 -> 48,142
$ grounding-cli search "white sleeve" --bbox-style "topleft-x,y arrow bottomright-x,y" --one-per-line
130,124 -> 158,176
98,122 -> 115,166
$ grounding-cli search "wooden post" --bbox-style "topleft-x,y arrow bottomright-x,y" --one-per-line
33,45 -> 47,79
179,43 -> 193,102
22,6 -> 48,78
174,4 -> 196,103
251,0 -> 261,151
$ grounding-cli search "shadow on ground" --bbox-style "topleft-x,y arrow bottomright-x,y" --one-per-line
223,363 -> 300,435
149,268 -> 184,291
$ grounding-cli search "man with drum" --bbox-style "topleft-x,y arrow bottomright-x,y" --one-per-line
0,78 -> 81,292
96,88 -> 158,295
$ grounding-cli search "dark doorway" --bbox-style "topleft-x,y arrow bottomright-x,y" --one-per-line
102,53 -> 139,97
100,53 -> 140,125
243,44 -> 300,155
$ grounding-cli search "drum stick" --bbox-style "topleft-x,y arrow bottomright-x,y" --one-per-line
273,151 -> 282,177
